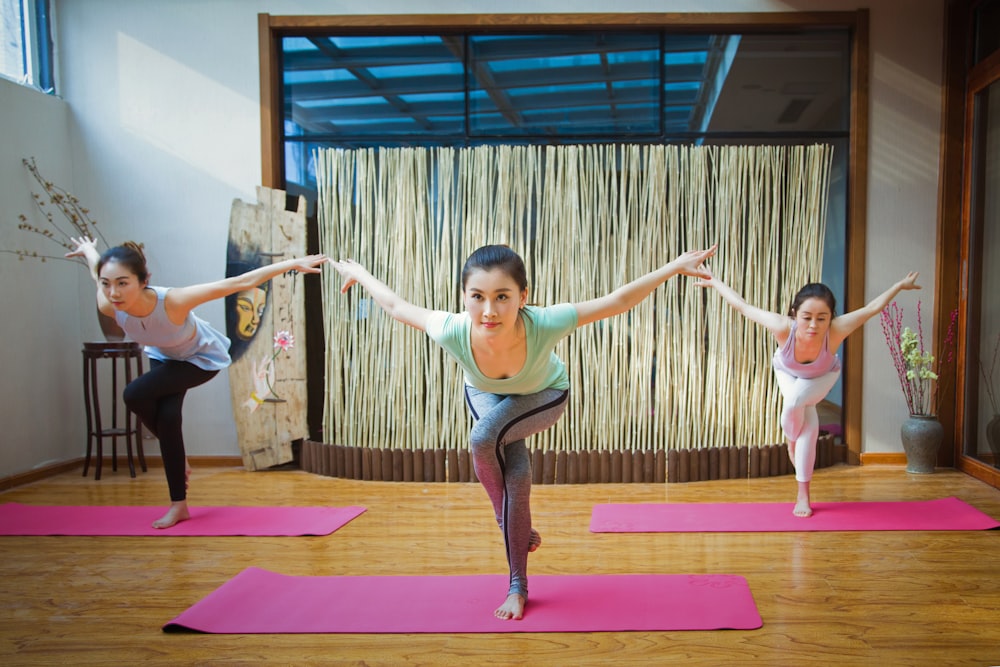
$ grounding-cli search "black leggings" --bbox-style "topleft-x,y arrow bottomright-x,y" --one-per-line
122,359 -> 218,502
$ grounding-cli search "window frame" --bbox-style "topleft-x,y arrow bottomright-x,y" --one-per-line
257,10 -> 870,462
1,0 -> 54,93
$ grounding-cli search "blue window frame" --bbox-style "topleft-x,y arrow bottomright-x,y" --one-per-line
280,30 -> 849,157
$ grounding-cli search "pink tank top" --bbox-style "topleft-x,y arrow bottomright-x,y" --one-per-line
771,322 -> 842,379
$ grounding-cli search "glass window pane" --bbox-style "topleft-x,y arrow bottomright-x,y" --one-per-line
468,33 -> 661,137
700,32 -> 850,134
282,35 -> 466,140
974,0 -> 1000,64
0,0 -> 27,84
965,79 -> 1000,467
1,0 -> 53,92
282,27 -> 852,189
283,29 -> 850,145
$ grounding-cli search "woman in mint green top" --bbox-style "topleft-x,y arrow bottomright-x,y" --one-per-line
424,301 -> 577,394
332,243 -> 714,621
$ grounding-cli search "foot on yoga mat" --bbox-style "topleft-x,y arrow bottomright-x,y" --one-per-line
164,567 -> 762,633
0,503 -> 366,536
589,497 -> 1000,533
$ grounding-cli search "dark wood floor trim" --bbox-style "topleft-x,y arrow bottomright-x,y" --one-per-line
301,435 -> 845,484
0,456 -> 245,491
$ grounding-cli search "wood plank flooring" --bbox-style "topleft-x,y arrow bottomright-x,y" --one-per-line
1,462 -> 999,666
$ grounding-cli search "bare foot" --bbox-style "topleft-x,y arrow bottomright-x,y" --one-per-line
495,593 -> 525,620
793,480 -> 812,517
793,497 -> 813,517
185,459 -> 192,490
152,501 -> 191,529
528,528 -> 542,552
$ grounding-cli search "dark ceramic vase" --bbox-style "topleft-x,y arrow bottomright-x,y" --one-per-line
900,414 -> 943,474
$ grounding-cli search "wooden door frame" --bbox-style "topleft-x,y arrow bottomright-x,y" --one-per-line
952,0 -> 1000,487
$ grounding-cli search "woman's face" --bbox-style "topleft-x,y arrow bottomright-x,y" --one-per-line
793,296 -> 833,340
235,287 -> 267,340
462,268 -> 527,337
98,260 -> 147,313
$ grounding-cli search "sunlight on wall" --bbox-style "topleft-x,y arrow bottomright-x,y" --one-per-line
863,51 -> 941,453
869,54 -> 940,186
116,32 -> 256,191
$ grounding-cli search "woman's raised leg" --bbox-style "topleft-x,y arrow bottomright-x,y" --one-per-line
465,386 -> 568,619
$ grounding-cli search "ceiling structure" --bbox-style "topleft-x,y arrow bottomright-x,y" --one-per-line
281,30 -> 849,145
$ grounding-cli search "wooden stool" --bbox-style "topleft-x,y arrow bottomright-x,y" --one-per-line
82,341 -> 146,479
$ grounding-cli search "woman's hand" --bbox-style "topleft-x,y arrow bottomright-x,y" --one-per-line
285,254 -> 329,275
331,259 -> 366,294
692,263 -> 718,289
65,236 -> 98,259
898,271 -> 921,291
65,236 -> 102,280
670,245 -> 717,280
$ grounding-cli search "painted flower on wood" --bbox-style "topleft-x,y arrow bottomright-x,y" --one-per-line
244,330 -> 294,412
274,330 -> 294,352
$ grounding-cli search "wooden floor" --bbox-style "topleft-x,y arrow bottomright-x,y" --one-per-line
2,462 -> 1000,666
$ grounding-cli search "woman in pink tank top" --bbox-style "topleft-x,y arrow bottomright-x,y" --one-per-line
697,267 -> 920,517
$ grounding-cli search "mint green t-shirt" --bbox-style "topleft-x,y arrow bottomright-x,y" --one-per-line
425,303 -> 578,395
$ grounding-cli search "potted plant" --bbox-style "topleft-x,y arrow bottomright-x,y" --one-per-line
880,301 -> 957,473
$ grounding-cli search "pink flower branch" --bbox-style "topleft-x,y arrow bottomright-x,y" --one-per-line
881,300 -> 958,416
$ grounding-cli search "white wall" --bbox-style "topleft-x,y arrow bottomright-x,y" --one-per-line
0,0 -> 943,477
0,77 -> 89,474
860,0 -> 945,451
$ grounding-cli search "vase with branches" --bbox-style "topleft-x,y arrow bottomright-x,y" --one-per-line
880,301 -> 957,417
880,301 -> 957,473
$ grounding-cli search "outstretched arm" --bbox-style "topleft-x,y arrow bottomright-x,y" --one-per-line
693,265 -> 790,338
829,271 -> 920,347
330,259 -> 433,331
166,254 -> 329,323
66,236 -> 112,314
573,246 -> 716,327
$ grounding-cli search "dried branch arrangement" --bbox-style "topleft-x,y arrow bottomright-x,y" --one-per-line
2,157 -> 110,266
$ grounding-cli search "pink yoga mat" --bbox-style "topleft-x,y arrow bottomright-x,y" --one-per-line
0,503 -> 366,536
163,567 -> 761,633
590,497 -> 1000,533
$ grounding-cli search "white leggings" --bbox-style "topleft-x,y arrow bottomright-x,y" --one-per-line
772,367 -> 841,482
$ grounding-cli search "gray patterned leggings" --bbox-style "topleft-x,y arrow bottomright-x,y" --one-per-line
464,385 -> 569,600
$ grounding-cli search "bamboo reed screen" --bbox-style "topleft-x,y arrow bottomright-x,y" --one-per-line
315,144 -> 833,473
